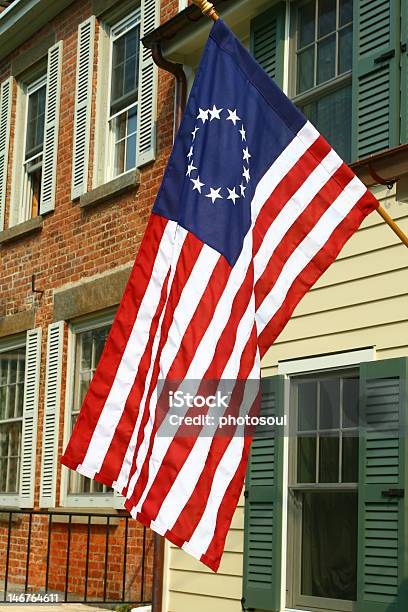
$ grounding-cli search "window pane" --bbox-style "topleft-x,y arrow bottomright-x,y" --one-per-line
340,0 -> 353,25
70,324 -> 112,496
317,33 -> 336,84
318,0 -> 336,37
319,435 -> 339,482
339,24 -> 353,73
342,377 -> 359,428
297,47 -> 314,93
26,84 -> 46,157
0,421 -> 22,494
300,84 -> 352,161
126,133 -> 137,171
301,491 -> 357,600
298,381 -> 317,431
320,379 -> 340,429
298,436 -> 316,483
111,26 -> 139,109
342,434 -> 358,482
298,1 -> 315,48
80,331 -> 93,370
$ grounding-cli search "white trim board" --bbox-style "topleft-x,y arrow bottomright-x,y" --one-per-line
277,347 -> 376,376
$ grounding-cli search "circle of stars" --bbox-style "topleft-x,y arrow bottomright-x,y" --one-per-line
186,106 -> 251,205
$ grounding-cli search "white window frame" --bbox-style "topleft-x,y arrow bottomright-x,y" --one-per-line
105,8 -> 141,181
0,334 -> 26,507
269,346 -> 376,612
20,74 -> 47,222
61,310 -> 120,508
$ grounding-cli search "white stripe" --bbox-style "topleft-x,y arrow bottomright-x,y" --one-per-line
150,295 -> 257,533
126,230 -> 254,506
182,356 -> 260,559
77,220 -> 178,478
256,177 -> 366,334
112,225 -> 189,491
251,121 -> 319,223
123,244 -> 221,497
254,149 -> 343,283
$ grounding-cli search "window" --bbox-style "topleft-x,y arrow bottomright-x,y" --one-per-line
0,346 -> 26,495
108,10 -> 140,178
68,322 -> 112,496
22,75 -> 47,219
292,0 -> 353,161
288,371 -> 359,611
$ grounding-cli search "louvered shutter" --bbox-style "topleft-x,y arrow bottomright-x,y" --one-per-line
243,375 -> 285,611
351,0 -> 400,160
40,321 -> 64,508
41,41 -> 63,214
19,328 -> 42,507
136,0 -> 159,167
250,2 -> 286,88
71,17 -> 95,200
0,77 -> 12,231
356,358 -> 408,612
401,1 -> 408,144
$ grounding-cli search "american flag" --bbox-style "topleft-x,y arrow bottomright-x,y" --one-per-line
61,19 -> 378,571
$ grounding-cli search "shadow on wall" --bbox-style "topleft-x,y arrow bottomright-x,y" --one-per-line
386,579 -> 408,611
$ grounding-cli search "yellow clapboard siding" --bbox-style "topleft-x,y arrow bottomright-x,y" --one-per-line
312,243 -> 406,289
263,320 -> 408,368
168,590 -> 242,612
294,268 -> 407,317
337,216 -> 408,259
168,568 -> 242,600
276,294 -> 408,344
170,547 -> 243,576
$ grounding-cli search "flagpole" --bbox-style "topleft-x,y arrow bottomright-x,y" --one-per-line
192,0 -> 408,249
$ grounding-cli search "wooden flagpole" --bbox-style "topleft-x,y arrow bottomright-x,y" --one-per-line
192,0 -> 408,249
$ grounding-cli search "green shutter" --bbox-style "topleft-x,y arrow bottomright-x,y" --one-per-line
357,358 -> 408,612
243,375 -> 285,611
352,0 -> 400,160
250,3 -> 286,88
401,0 -> 408,144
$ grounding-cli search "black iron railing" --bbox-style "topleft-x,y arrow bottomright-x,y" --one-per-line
0,509 -> 153,605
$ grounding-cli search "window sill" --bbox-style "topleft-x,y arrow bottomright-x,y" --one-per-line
0,508 -> 24,524
50,509 -> 121,526
0,216 -> 43,245
80,169 -> 140,210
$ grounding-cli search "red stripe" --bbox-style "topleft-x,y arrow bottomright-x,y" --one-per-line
161,328 -> 259,544
258,192 -> 378,358
201,434 -> 253,572
60,213 -> 168,470
124,253 -> 235,508
254,165 -> 353,310
136,266 -> 255,521
252,136 -> 331,256
121,232 -> 206,497
95,269 -> 171,486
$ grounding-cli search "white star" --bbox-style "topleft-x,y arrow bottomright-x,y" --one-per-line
239,125 -> 246,141
205,187 -> 223,204
240,182 -> 247,197
186,162 -> 197,177
209,105 -> 223,121
243,167 -> 250,183
191,176 -> 204,193
187,146 -> 194,159
192,126 -> 199,140
226,109 -> 240,126
243,147 -> 251,163
197,108 -> 209,123
227,187 -> 240,205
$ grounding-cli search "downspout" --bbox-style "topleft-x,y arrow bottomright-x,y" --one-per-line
149,44 -> 187,612
151,41 -> 187,131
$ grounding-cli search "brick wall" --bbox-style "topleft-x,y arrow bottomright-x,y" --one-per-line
0,0 -> 179,600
